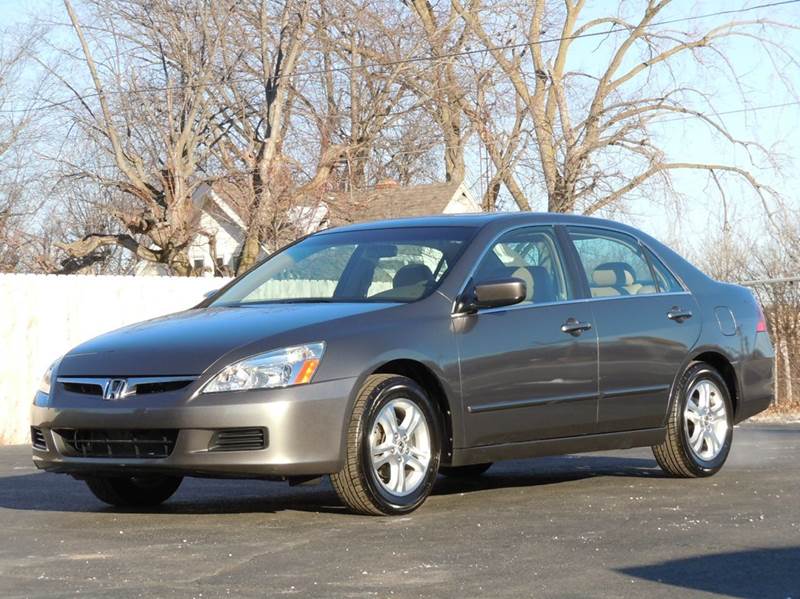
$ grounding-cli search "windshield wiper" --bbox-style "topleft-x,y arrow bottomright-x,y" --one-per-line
235,298 -> 338,306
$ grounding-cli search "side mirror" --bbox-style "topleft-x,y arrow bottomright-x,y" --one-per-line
203,289 -> 219,300
460,278 -> 526,312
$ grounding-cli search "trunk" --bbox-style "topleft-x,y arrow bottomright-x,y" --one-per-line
441,100 -> 465,183
781,336 -> 793,405
347,145 -> 369,189
504,174 -> 531,212
237,229 -> 262,275
482,178 -> 501,212
547,175 -> 576,213
444,144 -> 465,183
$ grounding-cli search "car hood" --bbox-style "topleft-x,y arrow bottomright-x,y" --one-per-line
58,303 -> 395,377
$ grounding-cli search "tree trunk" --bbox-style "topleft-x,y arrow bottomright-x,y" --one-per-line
237,232 -> 262,275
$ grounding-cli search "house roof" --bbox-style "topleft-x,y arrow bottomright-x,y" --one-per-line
326,181 -> 472,226
205,180 -> 251,224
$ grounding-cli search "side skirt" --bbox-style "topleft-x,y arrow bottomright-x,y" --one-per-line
450,427 -> 666,467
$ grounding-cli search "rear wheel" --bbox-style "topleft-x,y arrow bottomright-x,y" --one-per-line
652,362 -> 733,477
331,374 -> 441,515
439,463 -> 492,478
85,475 -> 183,507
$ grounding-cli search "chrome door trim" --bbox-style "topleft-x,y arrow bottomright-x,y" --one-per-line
452,291 -> 693,318
468,391 -> 599,414
452,220 -> 691,316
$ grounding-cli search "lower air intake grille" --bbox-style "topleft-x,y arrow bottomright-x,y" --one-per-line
55,429 -> 178,459
31,427 -> 47,450
209,428 -> 267,452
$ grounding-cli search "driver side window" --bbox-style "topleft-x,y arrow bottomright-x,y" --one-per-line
474,227 -> 571,305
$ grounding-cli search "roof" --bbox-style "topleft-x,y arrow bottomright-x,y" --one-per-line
319,211 -> 640,234
326,181 -> 473,226
196,180 -> 251,226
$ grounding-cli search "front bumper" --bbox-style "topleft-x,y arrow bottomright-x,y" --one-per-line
30,377 -> 357,478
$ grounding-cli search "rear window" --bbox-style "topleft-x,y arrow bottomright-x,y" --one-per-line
643,247 -> 684,292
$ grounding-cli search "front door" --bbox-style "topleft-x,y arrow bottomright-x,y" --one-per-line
455,226 -> 598,447
566,226 -> 701,433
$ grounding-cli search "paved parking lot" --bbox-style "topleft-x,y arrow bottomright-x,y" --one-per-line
1,423 -> 798,598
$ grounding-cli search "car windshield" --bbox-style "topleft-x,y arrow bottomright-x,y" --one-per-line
212,227 -> 475,306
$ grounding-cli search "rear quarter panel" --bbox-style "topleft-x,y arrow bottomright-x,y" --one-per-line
636,232 -> 774,422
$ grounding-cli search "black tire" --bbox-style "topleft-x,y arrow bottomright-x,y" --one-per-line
331,374 -> 441,515
652,362 -> 733,478
85,475 -> 183,507
439,463 -> 492,478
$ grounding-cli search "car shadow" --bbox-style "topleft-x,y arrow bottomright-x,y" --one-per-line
0,454 -> 663,515
433,453 -> 663,496
619,546 -> 800,597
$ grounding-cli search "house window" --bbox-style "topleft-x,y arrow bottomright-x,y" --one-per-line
193,258 -> 205,271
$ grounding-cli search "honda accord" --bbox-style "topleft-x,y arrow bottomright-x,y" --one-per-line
31,213 -> 774,514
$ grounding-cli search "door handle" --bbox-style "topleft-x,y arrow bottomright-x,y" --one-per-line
561,318 -> 592,336
667,307 -> 693,322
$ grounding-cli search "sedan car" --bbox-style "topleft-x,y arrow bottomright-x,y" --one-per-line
31,213 -> 774,515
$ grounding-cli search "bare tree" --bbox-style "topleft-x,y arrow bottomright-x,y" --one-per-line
451,0 -> 797,214
53,0 -> 236,274
402,0 -> 535,211
0,30 -> 42,272
746,222 -> 800,410
697,217 -> 800,411
208,0 -> 357,273
402,0 -> 469,184
212,0 -> 444,273
6,0 -> 796,280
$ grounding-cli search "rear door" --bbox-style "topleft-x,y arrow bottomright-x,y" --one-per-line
565,226 -> 701,433
456,225 -> 598,446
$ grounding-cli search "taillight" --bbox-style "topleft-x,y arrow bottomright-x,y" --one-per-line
755,302 -> 768,333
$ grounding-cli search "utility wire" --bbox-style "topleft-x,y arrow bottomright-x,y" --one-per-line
653,100 -> 800,123
1,0 -> 798,115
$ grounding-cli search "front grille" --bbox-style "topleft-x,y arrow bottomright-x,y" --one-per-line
209,428 -> 267,452
31,427 -> 47,450
58,377 -> 196,398
62,381 -> 103,395
135,380 -> 193,395
55,429 -> 178,459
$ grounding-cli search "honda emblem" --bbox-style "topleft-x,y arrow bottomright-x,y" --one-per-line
103,379 -> 128,400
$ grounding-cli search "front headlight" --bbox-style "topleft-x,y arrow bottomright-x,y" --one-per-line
38,357 -> 62,395
202,342 -> 325,394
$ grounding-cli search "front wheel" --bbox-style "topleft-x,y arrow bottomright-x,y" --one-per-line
652,362 -> 733,477
331,374 -> 441,515
85,475 -> 183,507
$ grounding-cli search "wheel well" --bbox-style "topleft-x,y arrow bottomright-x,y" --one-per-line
693,351 -> 739,416
373,359 -> 454,462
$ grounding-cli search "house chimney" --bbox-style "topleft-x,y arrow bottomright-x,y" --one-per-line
375,179 -> 399,190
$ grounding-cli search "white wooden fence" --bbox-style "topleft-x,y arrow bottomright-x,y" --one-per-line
0,274 -> 230,445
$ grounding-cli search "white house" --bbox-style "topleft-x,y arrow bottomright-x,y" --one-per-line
133,182 -> 257,277
185,182 -> 254,275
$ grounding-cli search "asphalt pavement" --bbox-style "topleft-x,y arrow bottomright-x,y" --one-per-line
0,423 -> 798,598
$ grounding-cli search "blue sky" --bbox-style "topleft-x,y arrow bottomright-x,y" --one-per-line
2,0 -> 798,254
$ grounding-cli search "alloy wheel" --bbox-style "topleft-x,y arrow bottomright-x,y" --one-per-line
369,398 -> 432,496
683,379 -> 729,461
